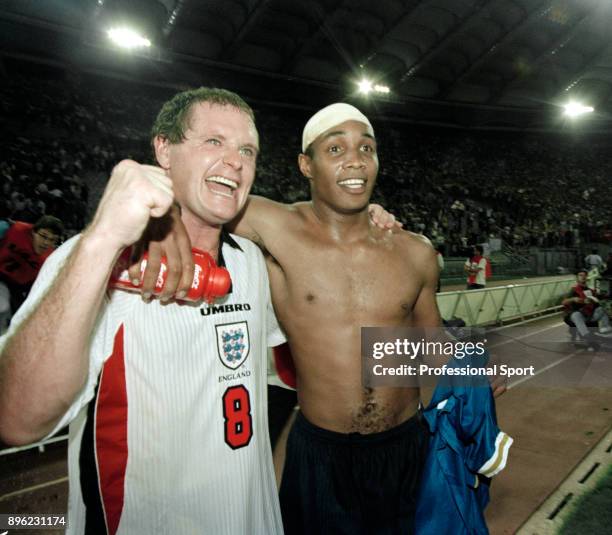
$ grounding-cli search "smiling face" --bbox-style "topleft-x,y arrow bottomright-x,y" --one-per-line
299,120 -> 379,214
155,102 -> 259,226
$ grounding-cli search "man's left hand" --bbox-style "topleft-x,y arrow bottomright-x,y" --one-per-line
490,375 -> 507,398
127,204 -> 195,302
368,204 -> 403,230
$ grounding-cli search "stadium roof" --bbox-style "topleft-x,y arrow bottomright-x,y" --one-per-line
2,0 -> 612,129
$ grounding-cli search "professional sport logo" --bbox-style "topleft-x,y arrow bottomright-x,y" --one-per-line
216,321 -> 250,370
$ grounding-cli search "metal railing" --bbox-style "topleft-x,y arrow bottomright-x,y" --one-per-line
437,277 -> 575,326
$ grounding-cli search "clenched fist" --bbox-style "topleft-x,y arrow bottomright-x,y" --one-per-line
87,161 -> 174,252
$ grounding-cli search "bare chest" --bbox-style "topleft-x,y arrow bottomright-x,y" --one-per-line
268,236 -> 421,323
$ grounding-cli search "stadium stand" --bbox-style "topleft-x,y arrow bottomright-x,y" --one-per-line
1,64 -> 610,254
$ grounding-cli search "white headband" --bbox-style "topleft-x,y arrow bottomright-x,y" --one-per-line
302,103 -> 374,153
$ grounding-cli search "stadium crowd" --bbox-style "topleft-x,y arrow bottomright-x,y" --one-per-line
1,67 -> 610,255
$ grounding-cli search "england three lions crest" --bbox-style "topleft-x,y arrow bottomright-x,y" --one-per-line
216,321 -> 250,370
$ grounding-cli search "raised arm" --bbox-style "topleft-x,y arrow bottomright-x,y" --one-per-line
133,196 -> 402,296
0,161 -> 173,445
228,197 -> 402,245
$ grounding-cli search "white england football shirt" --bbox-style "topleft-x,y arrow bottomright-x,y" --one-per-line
7,233 -> 285,535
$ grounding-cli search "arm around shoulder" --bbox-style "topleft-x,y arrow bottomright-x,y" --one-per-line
227,195 -> 293,247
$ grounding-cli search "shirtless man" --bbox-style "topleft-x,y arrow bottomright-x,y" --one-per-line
232,104 -> 436,533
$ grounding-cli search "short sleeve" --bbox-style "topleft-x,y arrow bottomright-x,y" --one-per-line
0,235 -> 115,440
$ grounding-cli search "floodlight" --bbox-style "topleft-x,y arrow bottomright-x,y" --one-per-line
107,27 -> 152,49
563,101 -> 594,117
358,79 -> 373,94
374,84 -> 390,94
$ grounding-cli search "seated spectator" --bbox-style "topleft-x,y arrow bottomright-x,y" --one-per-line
562,269 -> 612,351
0,215 -> 63,333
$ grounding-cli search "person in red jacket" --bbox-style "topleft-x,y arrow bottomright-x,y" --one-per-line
0,215 -> 63,332
562,268 -> 611,350
464,245 -> 487,289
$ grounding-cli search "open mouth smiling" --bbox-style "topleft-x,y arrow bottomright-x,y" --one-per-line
205,175 -> 239,197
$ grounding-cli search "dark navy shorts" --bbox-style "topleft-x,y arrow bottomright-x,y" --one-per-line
279,411 -> 429,535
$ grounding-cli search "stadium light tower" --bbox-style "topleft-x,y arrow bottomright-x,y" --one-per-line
563,101 -> 594,117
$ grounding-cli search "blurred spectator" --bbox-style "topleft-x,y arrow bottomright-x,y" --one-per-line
0,215 -> 64,333
585,249 -> 604,271
464,245 -> 487,290
0,67 -> 610,255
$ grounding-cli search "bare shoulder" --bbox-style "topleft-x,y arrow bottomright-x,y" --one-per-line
391,230 -> 437,267
408,231 -> 434,248
393,230 -> 435,253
